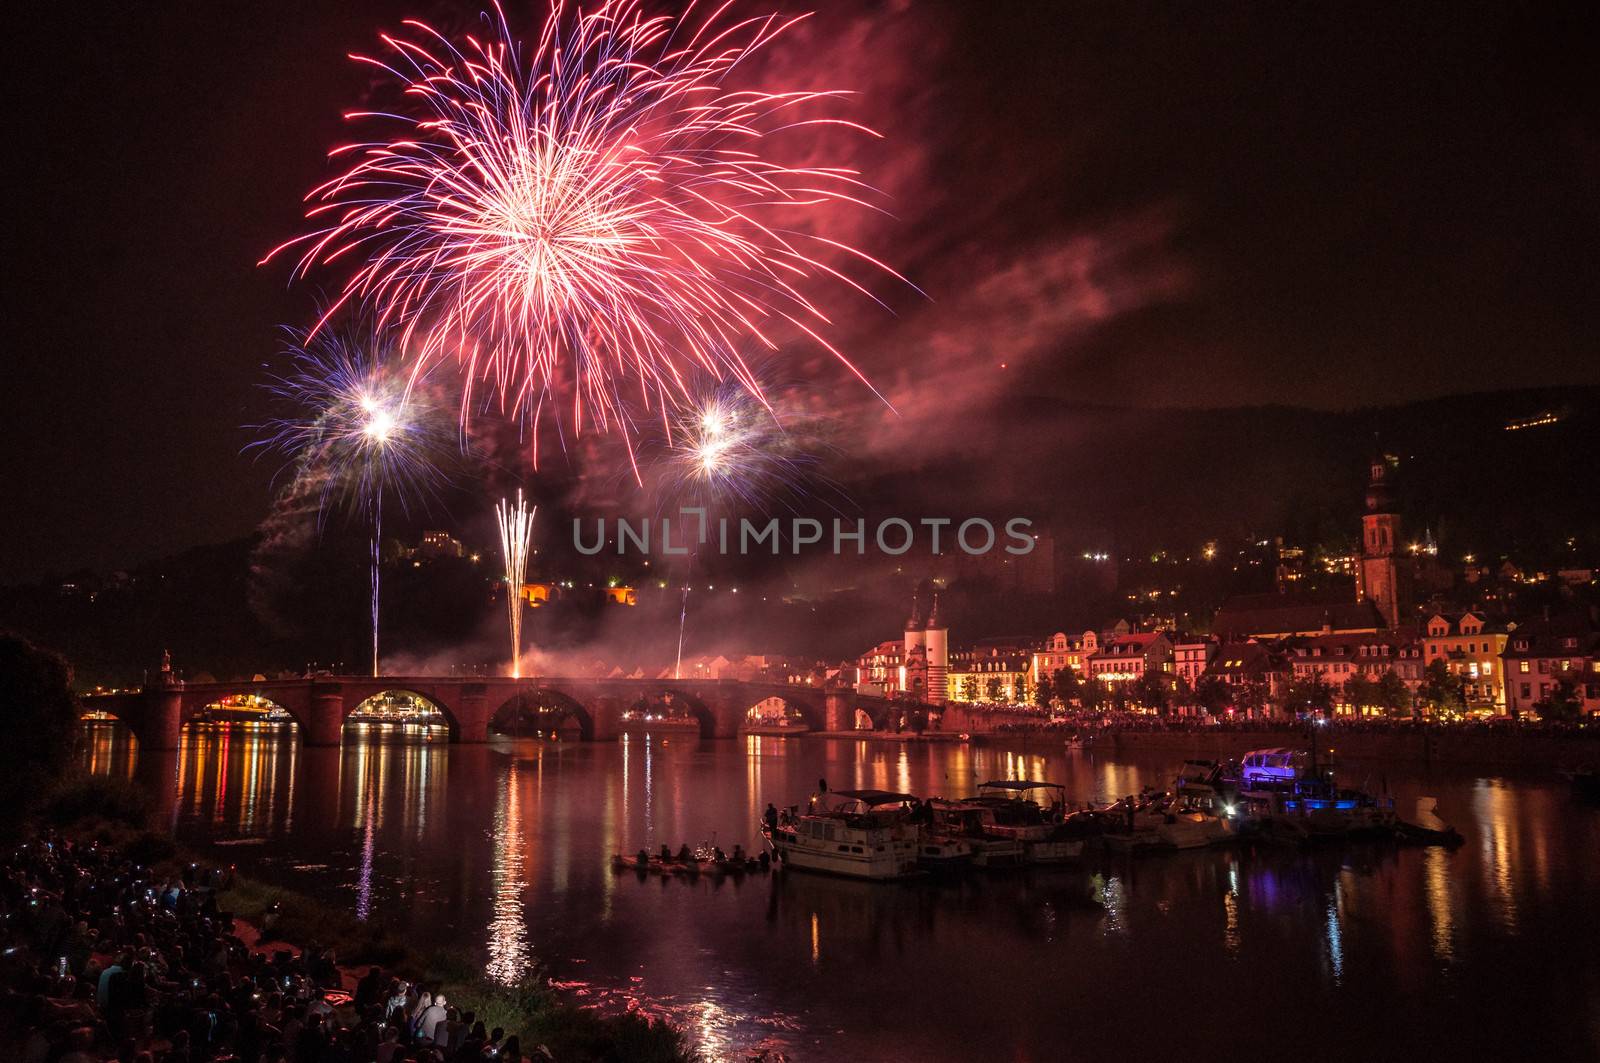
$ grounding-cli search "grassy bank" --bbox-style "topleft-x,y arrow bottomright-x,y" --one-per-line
215,876 -> 692,1062
40,775 -> 694,1062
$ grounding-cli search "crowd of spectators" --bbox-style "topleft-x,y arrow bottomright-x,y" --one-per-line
1,832 -> 532,1063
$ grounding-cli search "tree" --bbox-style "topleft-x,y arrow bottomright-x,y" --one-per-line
1195,673 -> 1231,715
1239,678 -> 1269,718
958,675 -> 977,703
1132,670 -> 1171,714
1375,669 -> 1412,718
1344,674 -> 1379,715
985,676 -> 1003,701
1051,666 -> 1082,708
1079,677 -> 1107,713
0,634 -> 81,832
1419,659 -> 1466,717
1033,674 -> 1054,710
1172,674 -> 1195,711
1536,676 -> 1583,722
1283,675 -> 1335,718
1013,672 -> 1031,705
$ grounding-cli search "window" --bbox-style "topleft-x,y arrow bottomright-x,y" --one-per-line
1520,661 -> 1530,674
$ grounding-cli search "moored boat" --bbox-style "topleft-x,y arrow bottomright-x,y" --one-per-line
927,800 -> 1027,869
964,781 -> 1086,863
760,790 -> 922,880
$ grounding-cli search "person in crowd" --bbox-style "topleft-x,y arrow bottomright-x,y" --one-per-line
0,830 -> 578,1063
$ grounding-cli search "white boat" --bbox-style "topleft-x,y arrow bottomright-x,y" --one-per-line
1101,795 -> 1233,851
761,790 -> 922,880
1239,748 -> 1309,788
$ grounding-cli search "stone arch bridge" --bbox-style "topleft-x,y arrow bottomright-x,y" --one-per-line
83,676 -> 933,750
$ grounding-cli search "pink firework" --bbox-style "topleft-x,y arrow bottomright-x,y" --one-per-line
266,0 -> 906,462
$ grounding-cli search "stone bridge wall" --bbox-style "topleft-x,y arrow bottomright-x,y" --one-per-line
83,676 -> 868,750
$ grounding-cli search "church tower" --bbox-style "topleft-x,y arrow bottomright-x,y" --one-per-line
1356,457 -> 1402,630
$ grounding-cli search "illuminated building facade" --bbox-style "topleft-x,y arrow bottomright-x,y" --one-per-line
1031,631 -> 1096,687
1501,616 -> 1600,717
1172,636 -> 1217,688
1086,631 -> 1173,683
1285,631 -> 1424,712
1422,611 -> 1510,712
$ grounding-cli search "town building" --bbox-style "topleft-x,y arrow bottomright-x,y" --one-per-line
1283,631 -> 1424,712
1212,593 -> 1385,640
1422,611 -> 1511,712
1172,635 -> 1217,689
948,651 -> 1032,704
1086,631 -> 1173,684
853,640 -> 903,698
1031,631 -> 1097,687
1501,616 -> 1600,717
1204,641 -> 1288,717
418,530 -> 465,559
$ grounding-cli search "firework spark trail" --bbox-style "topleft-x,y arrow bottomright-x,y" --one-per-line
497,490 -> 536,678
674,585 -> 689,680
265,0 -> 910,462
251,330 -> 451,676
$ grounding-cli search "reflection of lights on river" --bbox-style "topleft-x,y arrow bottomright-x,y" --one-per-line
1424,846 -> 1457,963
810,912 -> 820,966
1223,861 -> 1241,954
487,759 -> 531,985
1473,780 -> 1519,934
1100,874 -> 1126,934
1324,875 -> 1346,985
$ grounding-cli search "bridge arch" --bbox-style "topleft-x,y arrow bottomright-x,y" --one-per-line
742,692 -> 823,733
188,692 -> 299,728
344,689 -> 452,737
491,689 -> 594,740
342,688 -> 457,739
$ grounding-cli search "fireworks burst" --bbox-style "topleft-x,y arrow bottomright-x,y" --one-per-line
659,386 -> 805,507
496,490 -> 536,678
266,0 -> 908,460
252,330 -> 452,675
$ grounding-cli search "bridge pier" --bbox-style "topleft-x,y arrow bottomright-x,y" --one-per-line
590,696 -> 623,741
305,689 -> 345,746
128,684 -> 186,752
824,687 -> 856,733
456,685 -> 489,743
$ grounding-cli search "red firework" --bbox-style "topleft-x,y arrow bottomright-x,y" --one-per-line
266,0 -> 905,464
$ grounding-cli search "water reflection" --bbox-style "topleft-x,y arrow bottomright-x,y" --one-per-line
487,756 -> 531,985
76,724 -> 1600,1063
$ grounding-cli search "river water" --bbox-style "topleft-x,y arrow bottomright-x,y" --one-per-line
83,722 -> 1600,1062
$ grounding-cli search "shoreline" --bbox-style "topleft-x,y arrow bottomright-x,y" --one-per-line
773,724 -> 1600,768
31,796 -> 692,1063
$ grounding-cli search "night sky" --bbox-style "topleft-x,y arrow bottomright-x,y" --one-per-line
6,0 -> 1597,583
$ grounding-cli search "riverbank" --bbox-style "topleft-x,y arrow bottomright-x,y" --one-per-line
802,723 -> 1600,768
18,776 -> 693,1063
1097,727 -> 1600,769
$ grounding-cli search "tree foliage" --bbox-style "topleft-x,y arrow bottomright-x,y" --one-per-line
0,634 -> 81,831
